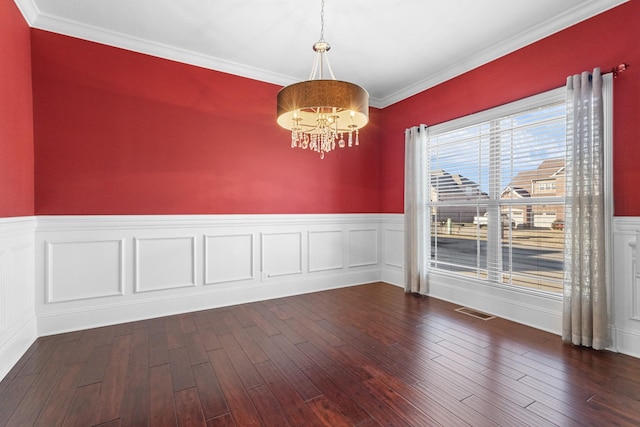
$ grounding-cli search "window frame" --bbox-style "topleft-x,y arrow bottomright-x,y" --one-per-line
427,88 -> 566,294
423,80 -> 612,308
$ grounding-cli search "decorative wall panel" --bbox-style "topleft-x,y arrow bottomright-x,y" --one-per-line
632,233 -> 640,321
261,232 -> 302,278
348,229 -> 378,267
46,239 -> 124,302
204,234 -> 253,284
385,229 -> 404,268
134,236 -> 196,292
308,230 -> 343,272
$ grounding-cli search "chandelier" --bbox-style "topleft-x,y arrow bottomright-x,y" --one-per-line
276,0 -> 369,159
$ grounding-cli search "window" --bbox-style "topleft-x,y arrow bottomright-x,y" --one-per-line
426,88 -> 567,293
537,182 -> 556,192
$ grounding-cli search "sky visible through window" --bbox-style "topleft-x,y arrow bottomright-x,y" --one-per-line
429,103 -> 566,194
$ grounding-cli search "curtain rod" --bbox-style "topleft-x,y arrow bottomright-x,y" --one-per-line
606,63 -> 630,78
408,63 -> 630,133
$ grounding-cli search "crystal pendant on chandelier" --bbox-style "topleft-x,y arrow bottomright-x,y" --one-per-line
276,0 -> 369,159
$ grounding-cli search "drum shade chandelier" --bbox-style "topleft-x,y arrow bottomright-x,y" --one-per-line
276,0 -> 369,159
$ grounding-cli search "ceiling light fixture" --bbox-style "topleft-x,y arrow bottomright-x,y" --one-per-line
276,0 -> 369,159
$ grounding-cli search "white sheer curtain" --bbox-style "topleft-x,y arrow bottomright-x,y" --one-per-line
404,124 -> 429,294
563,68 -> 608,349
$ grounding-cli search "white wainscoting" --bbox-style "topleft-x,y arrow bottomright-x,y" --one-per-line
4,213 -> 639,382
612,217 -> 640,358
380,215 -> 405,287
0,217 -> 37,381
34,215 -> 383,336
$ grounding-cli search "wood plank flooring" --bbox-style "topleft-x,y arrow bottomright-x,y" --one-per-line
2,282 -> 640,426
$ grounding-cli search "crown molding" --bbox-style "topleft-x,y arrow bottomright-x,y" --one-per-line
15,0 -> 627,109
27,10 -> 299,89
377,0 -> 628,107
24,9 -> 389,108
13,0 -> 39,25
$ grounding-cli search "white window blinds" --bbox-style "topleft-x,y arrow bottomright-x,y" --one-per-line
426,88 -> 567,292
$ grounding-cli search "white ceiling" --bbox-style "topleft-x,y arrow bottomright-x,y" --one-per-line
15,0 -> 626,108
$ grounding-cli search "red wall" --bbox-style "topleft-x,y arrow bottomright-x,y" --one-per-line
380,1 -> 640,215
0,1 -> 34,217
31,31 -> 381,215
25,2 -> 640,216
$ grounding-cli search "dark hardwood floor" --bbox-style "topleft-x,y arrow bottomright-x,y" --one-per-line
2,282 -> 640,426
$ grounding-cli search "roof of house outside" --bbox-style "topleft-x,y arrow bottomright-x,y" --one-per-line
430,170 -> 487,200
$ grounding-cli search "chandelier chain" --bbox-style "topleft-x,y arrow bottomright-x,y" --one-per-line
320,0 -> 325,41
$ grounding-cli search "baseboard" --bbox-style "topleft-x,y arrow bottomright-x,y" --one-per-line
428,272 -> 563,336
37,269 -> 380,335
381,267 -> 403,288
613,327 -> 640,359
0,314 -> 37,381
